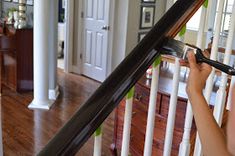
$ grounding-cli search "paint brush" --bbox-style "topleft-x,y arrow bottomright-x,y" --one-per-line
160,38 -> 235,75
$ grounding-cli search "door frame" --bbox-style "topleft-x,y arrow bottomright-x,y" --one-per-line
75,0 -> 116,77
64,0 -> 74,73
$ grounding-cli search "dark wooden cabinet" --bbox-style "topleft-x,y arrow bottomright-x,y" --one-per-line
2,28 -> 33,92
112,76 -> 197,156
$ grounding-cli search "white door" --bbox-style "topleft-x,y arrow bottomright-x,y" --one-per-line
82,0 -> 110,82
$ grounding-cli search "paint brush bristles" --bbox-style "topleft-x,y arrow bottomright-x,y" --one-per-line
161,38 -> 197,60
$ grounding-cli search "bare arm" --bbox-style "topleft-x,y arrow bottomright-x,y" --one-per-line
185,52 -> 231,156
189,91 -> 229,156
227,86 -> 235,154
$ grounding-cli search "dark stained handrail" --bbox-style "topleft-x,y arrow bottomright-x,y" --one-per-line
38,0 -> 205,155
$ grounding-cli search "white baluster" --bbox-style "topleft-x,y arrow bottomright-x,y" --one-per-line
121,88 -> 134,156
213,1 -> 235,125
178,3 -> 209,156
144,59 -> 161,156
163,58 -> 180,156
194,1 -> 226,156
204,0 -> 226,101
227,77 -> 235,110
94,126 -> 102,156
178,104 -> 193,156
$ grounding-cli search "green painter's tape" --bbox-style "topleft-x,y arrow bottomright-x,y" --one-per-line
153,56 -> 161,68
179,25 -> 186,37
126,87 -> 135,99
203,0 -> 209,8
95,126 -> 102,136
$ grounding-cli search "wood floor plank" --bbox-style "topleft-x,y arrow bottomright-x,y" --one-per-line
2,70 -> 114,156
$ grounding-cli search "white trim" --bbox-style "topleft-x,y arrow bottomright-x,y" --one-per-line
74,0 -> 84,75
49,85 -> 60,100
64,0 -> 74,73
28,99 -> 54,110
72,65 -> 80,74
106,0 -> 116,75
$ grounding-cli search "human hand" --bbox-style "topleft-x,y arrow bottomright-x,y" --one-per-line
181,51 -> 212,98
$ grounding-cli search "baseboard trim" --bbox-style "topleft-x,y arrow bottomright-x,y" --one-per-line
49,85 -> 60,100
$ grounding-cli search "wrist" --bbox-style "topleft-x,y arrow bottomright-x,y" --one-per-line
187,90 -> 204,100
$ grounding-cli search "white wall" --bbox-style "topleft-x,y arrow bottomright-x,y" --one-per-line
112,0 -> 166,69
111,0 -> 130,70
72,0 -> 167,73
184,29 -> 208,48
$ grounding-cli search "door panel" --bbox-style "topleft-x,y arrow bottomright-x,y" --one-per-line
82,0 -> 110,82
86,0 -> 94,18
85,30 -> 92,65
95,33 -> 104,68
97,0 -> 105,20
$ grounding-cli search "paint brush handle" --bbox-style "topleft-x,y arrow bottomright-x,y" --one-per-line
195,49 -> 235,75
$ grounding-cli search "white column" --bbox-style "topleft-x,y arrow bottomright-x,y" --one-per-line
48,0 -> 60,100
93,126 -> 102,156
194,1 -> 226,155
144,62 -> 160,156
28,0 -> 54,110
213,2 -> 235,125
121,88 -> 134,156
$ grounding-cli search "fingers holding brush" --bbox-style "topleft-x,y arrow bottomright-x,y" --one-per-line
187,51 -> 198,69
186,51 -> 212,96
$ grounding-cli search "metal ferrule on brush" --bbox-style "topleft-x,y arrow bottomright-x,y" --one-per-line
183,44 -> 198,60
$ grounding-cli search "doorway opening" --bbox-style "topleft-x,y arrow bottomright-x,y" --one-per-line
57,0 -> 65,70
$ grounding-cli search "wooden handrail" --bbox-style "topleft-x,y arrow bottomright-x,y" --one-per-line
38,0 -> 205,155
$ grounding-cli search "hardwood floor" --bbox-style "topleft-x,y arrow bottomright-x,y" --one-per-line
1,66 -> 222,156
1,70 -> 114,156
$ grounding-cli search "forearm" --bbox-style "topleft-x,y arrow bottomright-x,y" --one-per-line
188,92 -> 230,156
227,86 -> 235,154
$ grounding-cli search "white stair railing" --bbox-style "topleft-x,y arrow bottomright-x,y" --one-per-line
121,87 -> 134,156
143,58 -> 161,156
194,0 -> 226,156
213,1 -> 235,126
179,2 -> 209,155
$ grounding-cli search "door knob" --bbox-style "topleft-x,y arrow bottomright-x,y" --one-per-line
102,25 -> 110,30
